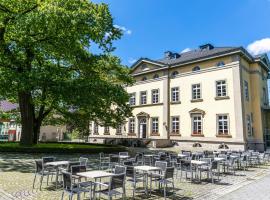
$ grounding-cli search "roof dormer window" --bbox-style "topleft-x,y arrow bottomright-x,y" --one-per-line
153,74 -> 159,79
142,76 -> 147,81
217,61 -> 225,67
192,66 -> 200,72
171,71 -> 179,78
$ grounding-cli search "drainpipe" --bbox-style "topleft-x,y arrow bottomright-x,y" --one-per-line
167,64 -> 171,141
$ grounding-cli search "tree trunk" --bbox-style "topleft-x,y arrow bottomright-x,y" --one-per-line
33,119 -> 42,144
19,91 -> 34,145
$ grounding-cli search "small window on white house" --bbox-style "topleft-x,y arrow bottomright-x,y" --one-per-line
129,118 -> 135,134
152,89 -> 159,104
140,91 -> 147,105
216,80 -> 227,97
116,124 -> 122,134
153,74 -> 159,79
192,66 -> 200,71
244,81 -> 249,101
217,115 -> 229,135
192,84 -> 201,100
192,115 -> 202,135
129,93 -> 136,106
171,116 -> 180,134
104,126 -> 110,134
171,71 -> 179,78
151,117 -> 159,134
94,122 -> 99,134
171,87 -> 179,102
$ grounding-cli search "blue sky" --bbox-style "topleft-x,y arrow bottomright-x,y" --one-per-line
93,0 -> 270,66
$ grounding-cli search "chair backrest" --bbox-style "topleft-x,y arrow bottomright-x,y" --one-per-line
35,160 -> 43,173
109,154 -> 119,163
67,161 -> 81,172
126,165 -> 134,178
144,156 -> 152,166
71,165 -> 86,175
119,152 -> 129,156
110,173 -> 126,190
123,160 -> 133,166
211,160 -> 219,170
159,154 -> 167,161
79,157 -> 88,166
62,171 -> 72,190
183,152 -> 191,157
155,161 -> 167,172
114,165 -> 126,174
42,157 -> 55,164
164,167 -> 174,179
200,158 -> 212,164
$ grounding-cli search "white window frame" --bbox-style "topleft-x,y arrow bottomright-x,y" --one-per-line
152,89 -> 159,104
129,93 -> 136,106
140,91 -> 147,105
216,80 -> 227,97
171,116 -> 180,134
171,87 -> 180,102
151,117 -> 159,133
217,114 -> 229,135
129,118 -> 135,133
192,83 -> 201,100
191,114 -> 202,135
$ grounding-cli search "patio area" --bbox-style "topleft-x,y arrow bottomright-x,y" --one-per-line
0,149 -> 270,200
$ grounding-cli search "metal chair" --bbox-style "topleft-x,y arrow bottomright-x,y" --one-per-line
93,173 -> 126,200
99,152 -> 110,170
33,160 -> 55,190
119,152 -> 129,156
109,155 -> 120,170
126,165 -> 144,198
61,171 -> 89,200
114,165 -> 127,174
79,157 -> 88,166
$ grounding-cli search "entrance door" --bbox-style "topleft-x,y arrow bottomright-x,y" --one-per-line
139,118 -> 147,139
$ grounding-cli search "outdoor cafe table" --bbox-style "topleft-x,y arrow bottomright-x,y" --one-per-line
190,160 -> 208,182
134,165 -> 161,196
178,154 -> 189,158
214,157 -> 225,162
77,170 -> 115,200
45,161 -> 69,189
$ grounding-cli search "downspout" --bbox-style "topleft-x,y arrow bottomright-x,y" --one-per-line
167,64 -> 171,140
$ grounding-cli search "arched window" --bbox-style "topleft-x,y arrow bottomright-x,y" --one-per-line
192,142 -> 202,147
217,61 -> 225,67
141,76 -> 147,81
171,71 -> 179,78
153,74 -> 159,79
192,66 -> 200,72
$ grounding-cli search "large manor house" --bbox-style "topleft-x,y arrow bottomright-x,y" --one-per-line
89,44 -> 270,151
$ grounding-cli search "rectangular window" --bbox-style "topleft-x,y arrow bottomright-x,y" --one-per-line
104,126 -> 109,134
151,117 -> 159,133
171,87 -> 179,102
140,91 -> 147,105
216,80 -> 227,97
192,115 -> 202,135
129,93 -> 136,106
192,84 -> 201,100
171,116 -> 180,134
129,118 -> 135,133
217,115 -> 229,135
152,89 -> 159,104
244,81 -> 249,101
263,88 -> 267,104
247,115 -> 252,136
116,124 -> 122,134
94,122 -> 99,134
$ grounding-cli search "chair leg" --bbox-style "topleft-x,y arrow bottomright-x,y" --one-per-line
33,174 -> 37,189
47,174 -> 49,186
39,175 -> 43,190
163,182 -> 166,200
61,191 -> 64,200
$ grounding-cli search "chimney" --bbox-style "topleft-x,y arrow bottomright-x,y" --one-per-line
164,51 -> 180,59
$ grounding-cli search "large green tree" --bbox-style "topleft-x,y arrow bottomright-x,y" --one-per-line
0,0 -> 133,145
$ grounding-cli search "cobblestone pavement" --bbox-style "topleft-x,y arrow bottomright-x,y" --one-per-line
217,174 -> 270,200
1,153 -> 270,200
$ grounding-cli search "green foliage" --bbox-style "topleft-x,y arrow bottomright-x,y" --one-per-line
0,0 -> 133,144
0,142 -> 126,153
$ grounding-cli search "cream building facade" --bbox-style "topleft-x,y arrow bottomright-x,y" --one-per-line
89,44 -> 270,151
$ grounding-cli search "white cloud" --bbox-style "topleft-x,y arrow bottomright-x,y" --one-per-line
114,24 -> 132,35
181,48 -> 192,53
128,58 -> 137,64
247,38 -> 270,55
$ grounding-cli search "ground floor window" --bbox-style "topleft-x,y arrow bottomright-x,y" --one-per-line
171,116 -> 180,134
116,124 -> 122,134
129,118 -> 135,133
104,126 -> 110,134
151,117 -> 159,134
94,122 -> 99,134
217,114 -> 229,135
192,115 -> 202,135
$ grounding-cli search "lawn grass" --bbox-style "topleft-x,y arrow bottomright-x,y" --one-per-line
0,142 -> 126,154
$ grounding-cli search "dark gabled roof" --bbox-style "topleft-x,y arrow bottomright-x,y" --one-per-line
130,57 -> 166,72
157,47 -> 241,65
